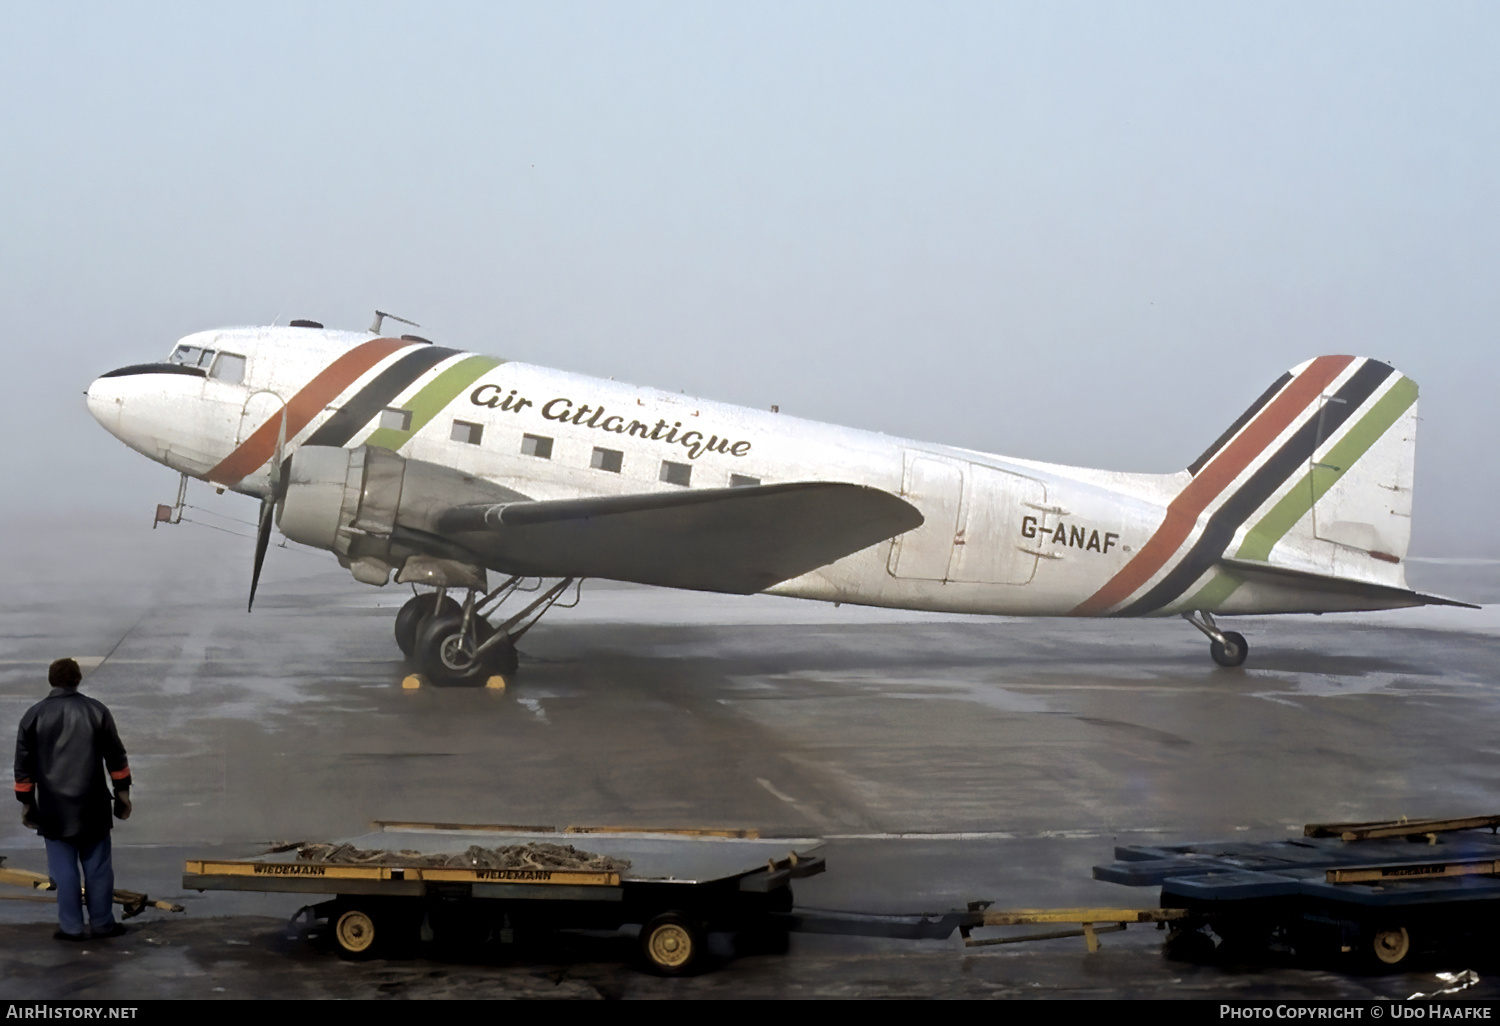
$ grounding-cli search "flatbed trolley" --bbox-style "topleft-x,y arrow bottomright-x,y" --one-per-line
183,822 -> 825,974
1094,814 -> 1500,969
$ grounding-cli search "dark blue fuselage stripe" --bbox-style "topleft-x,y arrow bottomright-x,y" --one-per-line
302,346 -> 460,448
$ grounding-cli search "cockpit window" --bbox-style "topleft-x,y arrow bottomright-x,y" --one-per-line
210,352 -> 246,384
169,345 -> 217,368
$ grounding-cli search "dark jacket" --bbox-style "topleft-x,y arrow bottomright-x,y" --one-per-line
14,688 -> 131,843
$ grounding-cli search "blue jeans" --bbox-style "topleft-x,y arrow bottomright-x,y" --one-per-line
45,835 -> 116,936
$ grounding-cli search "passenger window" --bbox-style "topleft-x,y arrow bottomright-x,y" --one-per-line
380,409 -> 412,431
210,353 -> 246,384
660,461 -> 692,487
591,447 -> 623,473
730,474 -> 760,488
451,420 -> 483,445
521,434 -> 553,459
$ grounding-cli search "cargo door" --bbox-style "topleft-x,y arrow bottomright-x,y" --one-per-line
887,454 -> 964,580
949,465 -> 1047,585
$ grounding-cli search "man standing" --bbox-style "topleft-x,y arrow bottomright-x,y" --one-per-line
14,657 -> 133,941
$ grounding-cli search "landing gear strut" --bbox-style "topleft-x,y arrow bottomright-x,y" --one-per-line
1182,610 -> 1249,668
402,577 -> 580,685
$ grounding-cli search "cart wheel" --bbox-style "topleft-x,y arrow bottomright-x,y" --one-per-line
1164,924 -> 1218,963
334,907 -> 380,959
640,912 -> 705,975
1372,926 -> 1411,966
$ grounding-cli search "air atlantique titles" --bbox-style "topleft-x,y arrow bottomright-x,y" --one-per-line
471,384 -> 752,461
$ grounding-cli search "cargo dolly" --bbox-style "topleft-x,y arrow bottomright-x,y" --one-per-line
182,821 -> 1198,972
1094,814 -> 1500,969
184,822 -> 827,974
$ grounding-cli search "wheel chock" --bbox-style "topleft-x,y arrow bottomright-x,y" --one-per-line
485,676 -> 507,691
401,675 -> 424,690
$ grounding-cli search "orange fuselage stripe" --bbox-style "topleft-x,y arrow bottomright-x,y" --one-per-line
206,337 -> 410,485
1072,355 -> 1355,616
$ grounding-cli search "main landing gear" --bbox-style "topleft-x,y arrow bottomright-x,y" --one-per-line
1181,610 -> 1249,668
394,577 -> 580,685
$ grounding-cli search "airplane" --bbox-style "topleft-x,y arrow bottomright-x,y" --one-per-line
84,313 -> 1475,684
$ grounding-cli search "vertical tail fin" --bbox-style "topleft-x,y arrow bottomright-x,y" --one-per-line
1223,358 -> 1418,583
1076,356 -> 1420,617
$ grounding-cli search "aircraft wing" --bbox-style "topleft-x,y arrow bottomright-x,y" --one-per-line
1217,557 -> 1479,610
431,482 -> 924,594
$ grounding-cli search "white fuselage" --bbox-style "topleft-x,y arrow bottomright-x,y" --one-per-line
85,326 -> 1420,619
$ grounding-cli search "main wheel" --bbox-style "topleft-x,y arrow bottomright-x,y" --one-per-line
414,613 -> 495,685
639,912 -> 705,976
394,593 -> 461,657
1210,630 -> 1249,668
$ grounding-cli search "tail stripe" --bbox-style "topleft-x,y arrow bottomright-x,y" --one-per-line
1177,375 -> 1417,612
207,337 -> 409,486
1071,354 -> 1354,616
1186,372 -> 1293,476
1110,359 -> 1395,617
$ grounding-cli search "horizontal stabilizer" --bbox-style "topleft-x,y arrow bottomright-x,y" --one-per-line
436,482 -> 924,594
1218,557 -> 1479,610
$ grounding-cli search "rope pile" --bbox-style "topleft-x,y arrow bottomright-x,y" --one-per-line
265,840 -> 631,873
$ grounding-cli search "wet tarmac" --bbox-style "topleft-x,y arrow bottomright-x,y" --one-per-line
2,513 -> 1498,1000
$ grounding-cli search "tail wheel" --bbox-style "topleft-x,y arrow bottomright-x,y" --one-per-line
395,594 -> 461,657
1210,631 -> 1249,668
640,912 -> 705,976
334,907 -> 379,959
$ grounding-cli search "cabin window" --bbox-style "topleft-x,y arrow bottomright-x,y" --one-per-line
209,352 -> 246,385
660,460 -> 692,487
380,409 -> 412,432
170,345 -> 216,368
591,447 -> 623,473
451,420 -> 483,445
730,474 -> 760,488
521,434 -> 553,459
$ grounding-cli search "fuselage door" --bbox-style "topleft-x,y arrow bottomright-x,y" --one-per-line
887,454 -> 964,580
949,465 -> 1047,585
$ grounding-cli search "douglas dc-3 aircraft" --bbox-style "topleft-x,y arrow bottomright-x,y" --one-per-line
85,314 -> 1473,684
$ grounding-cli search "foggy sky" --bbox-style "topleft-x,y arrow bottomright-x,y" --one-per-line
4,2 -> 1497,556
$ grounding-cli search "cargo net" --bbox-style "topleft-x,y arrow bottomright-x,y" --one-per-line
271,841 -> 631,873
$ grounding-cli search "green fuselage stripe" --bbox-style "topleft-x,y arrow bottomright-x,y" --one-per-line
1177,375 -> 1418,612
361,354 -> 502,451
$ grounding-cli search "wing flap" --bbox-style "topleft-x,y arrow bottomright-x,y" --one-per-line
436,482 -> 923,594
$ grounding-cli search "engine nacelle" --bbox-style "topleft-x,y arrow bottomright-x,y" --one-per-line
278,445 -> 523,587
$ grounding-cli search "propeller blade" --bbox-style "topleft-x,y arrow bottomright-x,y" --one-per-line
249,496 -> 274,612
249,405 -> 290,613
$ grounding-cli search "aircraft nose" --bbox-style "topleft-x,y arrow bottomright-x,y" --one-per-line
85,373 -> 125,434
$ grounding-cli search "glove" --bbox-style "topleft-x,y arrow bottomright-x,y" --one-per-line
113,789 -> 132,821
21,803 -> 38,831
